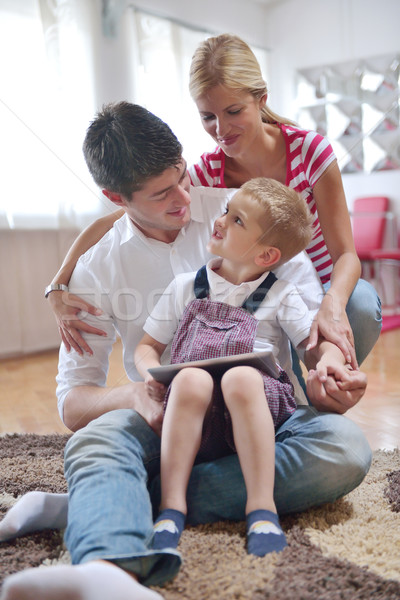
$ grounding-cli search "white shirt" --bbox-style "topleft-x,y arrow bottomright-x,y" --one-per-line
56,186 -> 323,421
144,258 -> 317,404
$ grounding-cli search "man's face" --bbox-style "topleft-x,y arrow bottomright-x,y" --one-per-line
123,160 -> 191,243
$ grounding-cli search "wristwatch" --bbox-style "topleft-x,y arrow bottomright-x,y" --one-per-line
44,283 -> 69,298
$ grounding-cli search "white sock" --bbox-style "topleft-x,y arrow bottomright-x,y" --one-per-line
0,491 -> 68,541
0,561 -> 164,600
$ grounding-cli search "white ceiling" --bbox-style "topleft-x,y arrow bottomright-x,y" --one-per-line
250,0 -> 287,5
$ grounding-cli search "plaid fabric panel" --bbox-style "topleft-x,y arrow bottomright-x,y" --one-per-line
170,299 -> 258,363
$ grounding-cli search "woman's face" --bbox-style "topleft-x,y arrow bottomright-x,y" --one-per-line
195,85 -> 266,158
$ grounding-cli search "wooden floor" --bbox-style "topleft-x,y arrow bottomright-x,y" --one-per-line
0,330 -> 399,451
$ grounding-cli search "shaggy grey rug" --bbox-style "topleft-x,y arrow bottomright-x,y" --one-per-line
1,433 -> 400,599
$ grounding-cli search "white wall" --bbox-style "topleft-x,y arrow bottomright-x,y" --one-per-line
262,0 -> 400,217
130,0 -> 269,48
0,230 -> 79,358
263,0 -> 399,115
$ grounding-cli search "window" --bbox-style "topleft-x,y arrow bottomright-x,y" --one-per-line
0,0 -> 98,229
0,2 -> 269,229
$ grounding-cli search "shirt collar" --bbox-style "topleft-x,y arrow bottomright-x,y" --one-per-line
187,186 -> 204,224
206,257 -> 271,301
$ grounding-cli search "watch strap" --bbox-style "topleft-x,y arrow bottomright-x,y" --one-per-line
44,283 -> 69,298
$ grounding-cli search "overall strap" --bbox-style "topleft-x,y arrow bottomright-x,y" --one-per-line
242,272 -> 277,314
194,265 -> 277,314
194,265 -> 209,299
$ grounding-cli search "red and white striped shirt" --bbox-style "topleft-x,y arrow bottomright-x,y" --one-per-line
189,123 -> 336,284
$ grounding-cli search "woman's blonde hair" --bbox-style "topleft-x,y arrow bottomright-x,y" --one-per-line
189,33 -> 295,126
240,178 -> 314,265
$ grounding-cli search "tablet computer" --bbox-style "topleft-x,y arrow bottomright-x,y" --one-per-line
148,349 -> 280,385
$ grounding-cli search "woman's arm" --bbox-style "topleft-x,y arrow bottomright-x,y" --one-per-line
53,210 -> 124,287
48,209 -> 123,355
307,162 -> 361,368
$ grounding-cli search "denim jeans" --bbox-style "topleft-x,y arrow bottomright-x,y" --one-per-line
343,278 -> 382,365
64,405 -> 371,587
292,277 -> 382,394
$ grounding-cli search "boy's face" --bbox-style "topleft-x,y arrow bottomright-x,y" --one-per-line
207,190 -> 267,264
117,160 -> 191,243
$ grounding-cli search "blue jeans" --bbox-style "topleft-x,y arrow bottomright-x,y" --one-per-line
64,406 -> 371,587
343,278 -> 382,364
292,277 -> 382,394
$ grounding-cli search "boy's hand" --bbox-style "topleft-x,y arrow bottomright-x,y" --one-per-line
313,356 -> 352,387
306,365 -> 367,414
144,374 -> 167,403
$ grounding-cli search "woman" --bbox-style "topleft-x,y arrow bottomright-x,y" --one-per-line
48,34 -> 381,369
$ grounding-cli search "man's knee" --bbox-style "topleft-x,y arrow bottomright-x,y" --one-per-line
64,409 -> 159,477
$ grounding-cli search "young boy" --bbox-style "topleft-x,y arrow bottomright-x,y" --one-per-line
135,178 -> 357,558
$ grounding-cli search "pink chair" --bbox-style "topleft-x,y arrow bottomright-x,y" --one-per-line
351,196 -> 390,274
352,196 -> 399,311
371,240 -> 400,313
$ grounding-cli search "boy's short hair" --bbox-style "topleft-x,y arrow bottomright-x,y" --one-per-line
83,101 -> 183,199
240,178 -> 314,265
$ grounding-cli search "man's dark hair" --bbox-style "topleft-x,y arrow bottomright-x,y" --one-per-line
83,101 -> 183,198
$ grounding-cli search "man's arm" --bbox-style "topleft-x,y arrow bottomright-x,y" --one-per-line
56,262 -> 164,434
63,382 -> 163,434
134,333 -> 168,403
47,210 -> 124,355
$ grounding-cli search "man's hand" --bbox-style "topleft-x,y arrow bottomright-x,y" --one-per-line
128,381 -> 165,437
48,291 -> 106,355
306,367 -> 367,414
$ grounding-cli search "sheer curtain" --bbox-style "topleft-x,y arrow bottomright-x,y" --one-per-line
0,0 -> 99,230
127,9 -> 215,167
0,0 -> 100,356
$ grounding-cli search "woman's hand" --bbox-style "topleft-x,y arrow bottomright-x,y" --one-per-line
144,373 -> 167,403
48,291 -> 106,355
307,292 -> 358,369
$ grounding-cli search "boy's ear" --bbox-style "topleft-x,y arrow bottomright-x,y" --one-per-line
254,246 -> 281,268
102,189 -> 125,207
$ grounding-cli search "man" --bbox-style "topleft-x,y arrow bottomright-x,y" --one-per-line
0,102 -> 370,600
